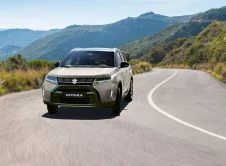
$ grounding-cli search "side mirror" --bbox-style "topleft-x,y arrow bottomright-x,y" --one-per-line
54,61 -> 60,67
120,62 -> 129,68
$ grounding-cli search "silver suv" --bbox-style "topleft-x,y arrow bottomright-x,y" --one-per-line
42,48 -> 133,115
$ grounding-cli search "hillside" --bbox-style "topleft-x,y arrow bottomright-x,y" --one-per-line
141,38 -> 188,64
158,21 -> 226,67
0,45 -> 22,54
142,21 -> 226,68
0,45 -> 22,59
19,12 -> 193,60
121,6 -> 226,58
120,23 -> 186,58
0,29 -> 61,48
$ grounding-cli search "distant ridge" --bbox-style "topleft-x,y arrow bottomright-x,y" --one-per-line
19,11 -> 194,60
0,29 -> 61,48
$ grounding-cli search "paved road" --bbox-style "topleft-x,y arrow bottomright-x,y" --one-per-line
1,69 -> 226,166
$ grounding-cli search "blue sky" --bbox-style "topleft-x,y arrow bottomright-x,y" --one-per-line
0,0 -> 225,30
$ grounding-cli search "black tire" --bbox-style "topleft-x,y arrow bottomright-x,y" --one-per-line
125,79 -> 133,102
111,87 -> 121,115
47,105 -> 58,114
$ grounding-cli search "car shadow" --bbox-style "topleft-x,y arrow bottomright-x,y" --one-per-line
42,100 -> 129,120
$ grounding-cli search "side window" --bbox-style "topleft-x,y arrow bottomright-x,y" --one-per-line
119,52 -> 126,62
116,52 -> 122,66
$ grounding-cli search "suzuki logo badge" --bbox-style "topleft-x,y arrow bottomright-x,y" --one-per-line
72,79 -> 78,85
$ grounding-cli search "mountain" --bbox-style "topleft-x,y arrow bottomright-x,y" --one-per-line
0,29 -> 61,48
120,22 -> 186,58
0,45 -> 22,54
0,28 -> 7,31
142,21 -> 226,67
121,6 -> 226,58
0,45 -> 22,60
19,12 -> 194,60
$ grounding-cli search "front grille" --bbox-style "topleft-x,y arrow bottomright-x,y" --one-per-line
59,97 -> 90,104
57,77 -> 95,85
51,85 -> 98,105
57,89 -> 91,93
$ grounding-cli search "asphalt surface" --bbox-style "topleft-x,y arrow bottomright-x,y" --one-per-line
1,69 -> 226,166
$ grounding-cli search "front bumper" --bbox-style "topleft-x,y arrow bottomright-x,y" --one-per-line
42,81 -> 117,107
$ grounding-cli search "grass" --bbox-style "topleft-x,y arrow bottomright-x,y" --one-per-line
157,64 -> 191,69
130,59 -> 152,74
0,68 -> 49,95
212,63 -> 226,82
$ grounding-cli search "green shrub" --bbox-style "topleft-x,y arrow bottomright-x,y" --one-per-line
130,60 -> 152,74
0,68 -> 49,95
214,64 -> 223,75
28,59 -> 54,70
0,54 -> 52,95
4,54 -> 28,71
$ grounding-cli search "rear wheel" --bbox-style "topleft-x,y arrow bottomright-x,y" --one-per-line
111,87 -> 121,115
125,79 -> 133,102
47,105 -> 58,114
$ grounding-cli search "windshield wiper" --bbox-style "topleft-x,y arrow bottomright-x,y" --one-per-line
61,65 -> 113,68
98,64 -> 114,68
72,65 -> 94,67
61,65 -> 72,68
61,65 -> 89,68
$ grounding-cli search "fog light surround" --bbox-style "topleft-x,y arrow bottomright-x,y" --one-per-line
110,90 -> 113,98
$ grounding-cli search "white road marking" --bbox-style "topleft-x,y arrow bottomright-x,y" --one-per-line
148,70 -> 226,141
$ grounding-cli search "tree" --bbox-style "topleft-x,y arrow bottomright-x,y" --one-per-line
5,54 -> 28,71
124,52 -> 131,62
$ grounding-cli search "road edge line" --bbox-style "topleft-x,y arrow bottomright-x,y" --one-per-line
148,70 -> 226,141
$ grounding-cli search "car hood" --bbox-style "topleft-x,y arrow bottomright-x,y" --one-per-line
48,67 -> 117,77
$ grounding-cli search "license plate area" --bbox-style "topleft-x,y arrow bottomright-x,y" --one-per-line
62,92 -> 86,98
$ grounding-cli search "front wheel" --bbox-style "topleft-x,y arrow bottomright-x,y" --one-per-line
111,87 -> 121,115
47,105 -> 58,114
125,79 -> 133,102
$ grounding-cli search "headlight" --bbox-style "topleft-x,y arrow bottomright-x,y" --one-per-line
93,76 -> 112,85
45,75 -> 58,85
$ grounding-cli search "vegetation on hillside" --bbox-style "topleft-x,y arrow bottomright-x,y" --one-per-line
121,6 -> 226,58
143,21 -> 226,82
192,6 -> 226,21
141,38 -> 187,64
0,54 -> 54,95
157,21 -> 226,66
130,59 -> 152,74
120,23 -> 185,58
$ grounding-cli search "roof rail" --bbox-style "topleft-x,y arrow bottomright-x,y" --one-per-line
113,48 -> 118,51
71,48 -> 82,51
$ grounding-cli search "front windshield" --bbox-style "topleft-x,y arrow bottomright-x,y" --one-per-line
60,51 -> 115,67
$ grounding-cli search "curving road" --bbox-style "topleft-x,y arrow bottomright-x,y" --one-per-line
1,69 -> 226,166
